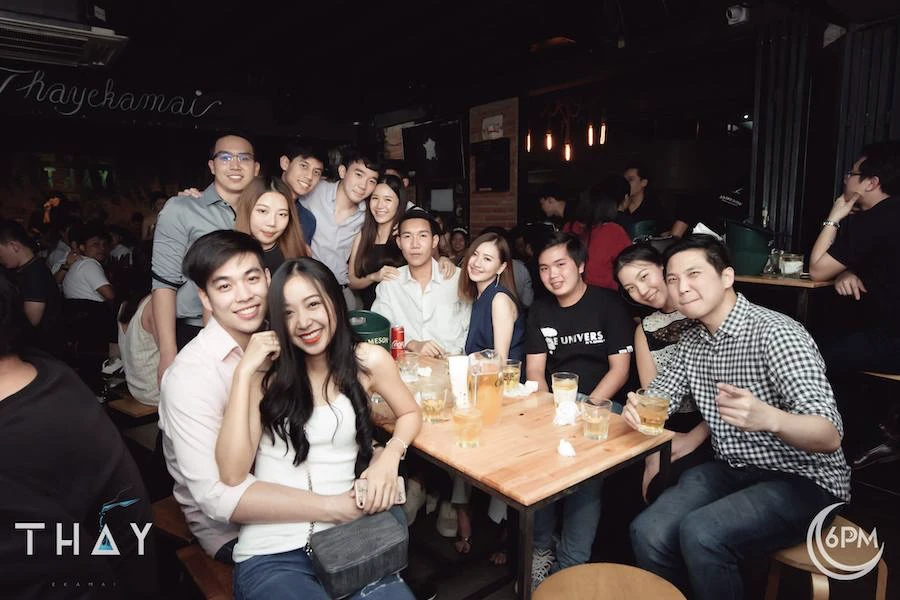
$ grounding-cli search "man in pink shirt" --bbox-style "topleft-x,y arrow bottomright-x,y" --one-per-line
159,230 -> 364,562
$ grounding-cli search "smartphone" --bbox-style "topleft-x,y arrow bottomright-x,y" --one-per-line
355,477 -> 406,509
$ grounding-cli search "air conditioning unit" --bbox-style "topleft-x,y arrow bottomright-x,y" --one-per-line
0,11 -> 127,67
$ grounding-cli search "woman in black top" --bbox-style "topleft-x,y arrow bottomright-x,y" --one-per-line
234,177 -> 310,274
348,175 -> 406,309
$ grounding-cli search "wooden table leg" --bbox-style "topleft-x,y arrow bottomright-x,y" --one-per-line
796,288 -> 810,324
517,506 -> 535,599
657,440 -> 673,487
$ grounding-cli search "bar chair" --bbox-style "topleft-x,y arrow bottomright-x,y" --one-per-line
533,563 -> 686,599
764,515 -> 888,600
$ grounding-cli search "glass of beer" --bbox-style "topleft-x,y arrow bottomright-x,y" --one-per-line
551,372 -> 579,406
634,388 -> 670,435
398,352 -> 419,384
452,406 -> 483,448
468,350 -> 502,426
582,397 -> 612,441
419,381 -> 449,423
501,359 -> 521,395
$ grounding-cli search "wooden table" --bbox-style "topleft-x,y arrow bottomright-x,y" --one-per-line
733,275 -> 833,323
375,372 -> 674,600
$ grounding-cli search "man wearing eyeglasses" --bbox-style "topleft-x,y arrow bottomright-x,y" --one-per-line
810,140 -> 900,468
151,133 -> 260,383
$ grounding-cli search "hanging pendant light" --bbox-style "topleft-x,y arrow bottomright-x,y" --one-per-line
545,130 -> 553,151
564,142 -> 572,161
587,122 -> 595,147
599,119 -> 608,145
526,130 -> 532,152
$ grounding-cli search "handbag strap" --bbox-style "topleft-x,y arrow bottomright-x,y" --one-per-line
304,465 -> 316,555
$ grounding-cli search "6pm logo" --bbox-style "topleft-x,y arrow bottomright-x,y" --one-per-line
806,503 -> 884,580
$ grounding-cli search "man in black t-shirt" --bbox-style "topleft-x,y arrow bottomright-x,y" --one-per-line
523,232 -> 633,587
0,275 -> 156,599
810,141 -> 900,467
0,219 -> 62,356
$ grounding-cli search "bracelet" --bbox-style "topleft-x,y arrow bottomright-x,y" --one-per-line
822,220 -> 840,229
386,437 -> 408,460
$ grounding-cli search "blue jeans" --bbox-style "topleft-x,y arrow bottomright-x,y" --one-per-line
533,477 -> 603,573
233,547 -> 415,600
629,461 -> 838,600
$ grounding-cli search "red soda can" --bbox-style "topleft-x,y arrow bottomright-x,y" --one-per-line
390,326 -> 405,360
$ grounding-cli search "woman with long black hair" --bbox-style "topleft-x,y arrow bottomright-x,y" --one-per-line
216,258 -> 420,600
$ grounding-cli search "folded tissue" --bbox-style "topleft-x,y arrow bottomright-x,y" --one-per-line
557,439 -> 576,457
553,400 -> 579,426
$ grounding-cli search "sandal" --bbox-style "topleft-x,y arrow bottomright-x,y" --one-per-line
454,535 -> 472,554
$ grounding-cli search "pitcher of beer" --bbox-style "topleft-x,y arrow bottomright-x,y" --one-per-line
468,349 -> 503,426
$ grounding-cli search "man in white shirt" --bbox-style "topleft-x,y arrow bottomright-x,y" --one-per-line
160,230 -> 364,563
61,223 -> 114,303
371,207 -> 470,357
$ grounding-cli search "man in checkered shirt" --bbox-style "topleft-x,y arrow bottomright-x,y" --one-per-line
625,234 -> 850,600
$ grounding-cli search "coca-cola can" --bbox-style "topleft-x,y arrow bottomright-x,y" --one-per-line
390,326 -> 405,360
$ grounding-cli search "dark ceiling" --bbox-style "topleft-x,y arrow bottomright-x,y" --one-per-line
103,0 -> 898,126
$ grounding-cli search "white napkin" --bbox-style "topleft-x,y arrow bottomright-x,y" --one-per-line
693,222 -> 724,241
504,380 -> 540,398
557,439 -> 576,457
553,400 -> 579,426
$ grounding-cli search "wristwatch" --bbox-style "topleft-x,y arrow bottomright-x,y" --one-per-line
822,220 -> 840,229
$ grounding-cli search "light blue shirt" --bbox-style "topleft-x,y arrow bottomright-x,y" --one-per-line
299,180 -> 366,285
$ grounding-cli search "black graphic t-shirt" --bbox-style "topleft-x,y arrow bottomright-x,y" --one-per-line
0,352 -> 156,599
525,285 -> 634,394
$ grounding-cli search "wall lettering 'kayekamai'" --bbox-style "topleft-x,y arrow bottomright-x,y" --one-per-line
0,66 -> 222,118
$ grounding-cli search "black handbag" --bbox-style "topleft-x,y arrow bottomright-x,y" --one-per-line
304,469 -> 409,599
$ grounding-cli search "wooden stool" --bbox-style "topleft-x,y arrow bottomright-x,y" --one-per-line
176,544 -> 234,600
765,516 -> 888,600
152,495 -> 194,545
534,563 -> 686,599
108,395 -> 158,419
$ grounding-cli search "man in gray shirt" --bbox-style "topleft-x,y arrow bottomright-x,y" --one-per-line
151,133 -> 260,381
298,147 -> 381,309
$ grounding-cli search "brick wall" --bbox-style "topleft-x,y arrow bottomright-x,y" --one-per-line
468,97 -> 518,233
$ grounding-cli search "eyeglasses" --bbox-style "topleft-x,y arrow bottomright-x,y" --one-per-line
213,151 -> 255,164
844,170 -> 863,179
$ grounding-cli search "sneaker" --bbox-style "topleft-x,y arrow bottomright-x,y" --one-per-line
406,579 -> 437,600
425,492 -> 439,515
403,479 -> 426,527
435,501 -> 458,538
531,548 -> 555,591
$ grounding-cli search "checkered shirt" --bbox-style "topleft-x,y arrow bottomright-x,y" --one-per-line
649,294 -> 851,501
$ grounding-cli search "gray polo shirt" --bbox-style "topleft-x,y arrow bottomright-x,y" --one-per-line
299,180 -> 366,285
151,184 -> 236,324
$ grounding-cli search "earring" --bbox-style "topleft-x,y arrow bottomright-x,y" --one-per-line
494,273 -> 500,288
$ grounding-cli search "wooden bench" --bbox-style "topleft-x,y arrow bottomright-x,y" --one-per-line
152,496 -> 234,598
152,495 -> 194,546
108,395 -> 159,419
176,544 -> 234,600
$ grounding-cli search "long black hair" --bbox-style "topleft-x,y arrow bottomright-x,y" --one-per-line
353,174 -> 405,278
260,258 -> 374,476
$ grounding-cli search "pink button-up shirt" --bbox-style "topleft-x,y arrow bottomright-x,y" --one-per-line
158,317 -> 255,557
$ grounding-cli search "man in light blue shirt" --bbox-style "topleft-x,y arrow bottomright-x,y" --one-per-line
298,148 -> 381,309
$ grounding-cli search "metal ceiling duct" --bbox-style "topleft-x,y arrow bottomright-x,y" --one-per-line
0,11 -> 127,67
